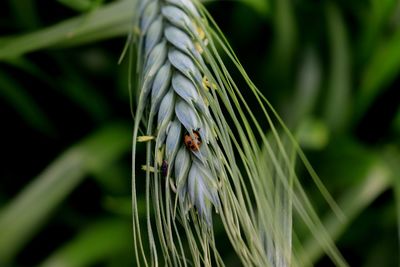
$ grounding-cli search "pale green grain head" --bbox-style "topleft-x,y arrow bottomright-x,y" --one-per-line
130,0 -> 349,266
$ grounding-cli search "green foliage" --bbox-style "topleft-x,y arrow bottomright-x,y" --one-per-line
0,124 -> 131,264
0,0 -> 398,266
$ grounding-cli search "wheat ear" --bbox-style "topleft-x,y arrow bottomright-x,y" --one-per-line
138,0 -> 222,222
131,0 -> 349,266
132,0 -> 225,265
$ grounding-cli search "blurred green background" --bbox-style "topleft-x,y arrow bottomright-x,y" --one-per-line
0,0 -> 399,266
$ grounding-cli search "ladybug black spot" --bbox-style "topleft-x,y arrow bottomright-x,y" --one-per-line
161,160 -> 168,177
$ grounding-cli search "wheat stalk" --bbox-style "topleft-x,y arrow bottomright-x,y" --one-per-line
131,0 -> 349,266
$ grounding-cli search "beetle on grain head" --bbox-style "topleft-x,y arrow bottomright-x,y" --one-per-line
183,129 -> 202,151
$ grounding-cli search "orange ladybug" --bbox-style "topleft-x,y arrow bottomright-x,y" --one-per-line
183,129 -> 202,151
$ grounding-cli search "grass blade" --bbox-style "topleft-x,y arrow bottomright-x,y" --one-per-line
324,2 -> 351,132
0,123 -> 131,264
357,29 -> 400,122
300,154 -> 392,264
39,219 -> 132,267
0,70 -> 54,134
0,0 -> 136,60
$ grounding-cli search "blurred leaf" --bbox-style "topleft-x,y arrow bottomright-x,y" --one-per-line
0,0 -> 135,60
300,151 -> 393,264
289,48 -> 321,127
9,0 -> 40,30
358,0 -> 398,63
91,163 -> 129,194
385,147 -> 400,253
358,27 -> 400,122
0,70 -> 54,134
103,196 -> 132,216
271,0 -> 297,75
393,109 -> 400,134
58,0 -> 104,12
39,219 -> 131,267
55,55 -> 112,121
240,0 -> 270,17
0,123 -> 131,264
4,57 -> 53,81
324,2 -> 351,133
4,56 -> 112,122
103,196 -> 146,218
297,117 -> 329,150
55,21 -> 133,48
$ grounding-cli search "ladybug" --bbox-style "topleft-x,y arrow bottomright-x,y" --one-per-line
183,129 -> 202,151
161,160 -> 168,177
